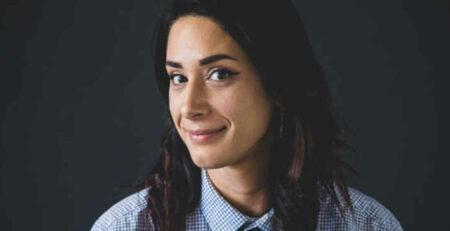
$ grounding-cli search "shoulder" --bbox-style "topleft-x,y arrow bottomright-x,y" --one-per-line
90,187 -> 155,231
318,187 -> 403,231
347,187 -> 403,230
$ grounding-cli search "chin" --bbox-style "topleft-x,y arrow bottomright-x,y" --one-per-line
189,151 -> 228,169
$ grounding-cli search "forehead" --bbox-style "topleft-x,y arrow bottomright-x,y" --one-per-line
166,16 -> 241,61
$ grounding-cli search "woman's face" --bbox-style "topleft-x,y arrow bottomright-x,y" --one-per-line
166,16 -> 273,169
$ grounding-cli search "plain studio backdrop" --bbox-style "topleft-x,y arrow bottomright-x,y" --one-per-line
1,0 -> 449,230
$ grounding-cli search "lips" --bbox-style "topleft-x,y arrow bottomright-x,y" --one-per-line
185,126 -> 226,135
185,126 -> 227,143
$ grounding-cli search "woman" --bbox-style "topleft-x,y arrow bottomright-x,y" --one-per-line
92,0 -> 403,230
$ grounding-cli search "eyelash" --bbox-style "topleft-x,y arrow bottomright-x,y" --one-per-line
169,68 -> 239,85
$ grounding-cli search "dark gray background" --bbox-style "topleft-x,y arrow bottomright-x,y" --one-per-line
1,0 -> 449,230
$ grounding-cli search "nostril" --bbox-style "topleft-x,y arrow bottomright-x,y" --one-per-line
181,105 -> 206,119
180,100 -> 208,119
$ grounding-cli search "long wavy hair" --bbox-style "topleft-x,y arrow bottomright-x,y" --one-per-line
137,0 -> 358,230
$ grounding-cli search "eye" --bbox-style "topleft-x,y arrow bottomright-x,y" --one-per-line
208,69 -> 238,81
169,74 -> 187,85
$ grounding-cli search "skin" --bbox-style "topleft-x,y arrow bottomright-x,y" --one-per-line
166,15 -> 274,217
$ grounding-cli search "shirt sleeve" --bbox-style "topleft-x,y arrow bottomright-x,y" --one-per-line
348,187 -> 403,231
90,188 -> 155,231
317,186 -> 403,231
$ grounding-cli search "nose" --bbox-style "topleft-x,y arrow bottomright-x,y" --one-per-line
180,79 -> 209,119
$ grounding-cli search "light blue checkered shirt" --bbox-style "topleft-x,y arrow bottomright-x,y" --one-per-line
91,168 -> 403,230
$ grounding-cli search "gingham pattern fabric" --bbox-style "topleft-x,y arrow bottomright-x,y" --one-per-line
91,168 -> 403,231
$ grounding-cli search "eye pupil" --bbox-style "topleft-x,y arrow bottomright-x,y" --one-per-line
171,74 -> 185,84
211,69 -> 233,80
170,69 -> 236,85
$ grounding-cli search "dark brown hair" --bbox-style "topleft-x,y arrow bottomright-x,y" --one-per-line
138,0 -> 357,230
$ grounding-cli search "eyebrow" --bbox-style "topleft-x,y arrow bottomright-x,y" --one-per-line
165,54 -> 238,68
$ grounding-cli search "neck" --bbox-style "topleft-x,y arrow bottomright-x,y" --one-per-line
207,166 -> 271,217
206,132 -> 274,217
206,130 -> 275,217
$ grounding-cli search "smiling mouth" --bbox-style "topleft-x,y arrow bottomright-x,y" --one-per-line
187,126 -> 227,143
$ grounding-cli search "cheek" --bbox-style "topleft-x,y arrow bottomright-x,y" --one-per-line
168,92 -> 181,127
215,81 -> 272,138
210,90 -> 243,123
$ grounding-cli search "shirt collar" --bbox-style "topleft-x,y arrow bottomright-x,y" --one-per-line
199,168 -> 276,231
